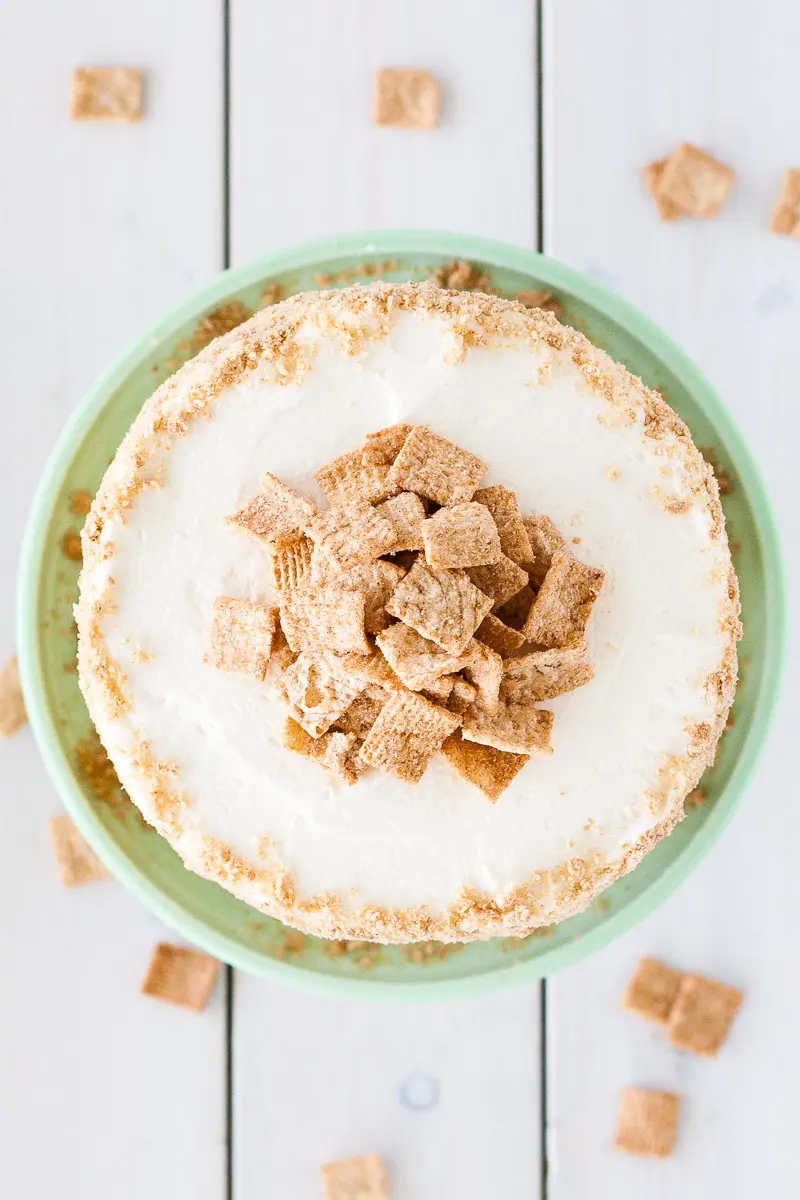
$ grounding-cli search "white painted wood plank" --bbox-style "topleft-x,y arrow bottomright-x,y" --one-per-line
229,4 -> 542,1196
544,1 -> 800,1195
0,3 -> 226,1196
230,0 -> 538,260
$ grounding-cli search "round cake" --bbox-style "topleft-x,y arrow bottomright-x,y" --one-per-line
76,282 -> 740,943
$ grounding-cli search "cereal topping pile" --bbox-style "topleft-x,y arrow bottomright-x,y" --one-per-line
207,425 -> 605,801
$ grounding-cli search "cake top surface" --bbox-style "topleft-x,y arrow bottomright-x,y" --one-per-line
76,282 -> 739,942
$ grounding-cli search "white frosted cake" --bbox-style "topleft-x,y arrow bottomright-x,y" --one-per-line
76,282 -> 740,943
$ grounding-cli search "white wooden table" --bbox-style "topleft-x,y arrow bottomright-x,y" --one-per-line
2,2 -> 797,1196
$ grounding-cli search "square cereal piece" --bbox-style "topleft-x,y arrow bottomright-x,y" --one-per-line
522,514 -> 566,586
315,449 -> 396,506
340,645 -> 407,694
279,653 -> 365,737
376,622 -> 470,691
473,485 -> 533,563
360,691 -> 460,783
447,677 -> 478,715
643,157 -> 684,222
283,718 -> 364,786
467,554 -> 529,609
70,66 -> 143,122
462,697 -> 554,756
462,640 -> 503,712
514,289 -> 562,315
228,473 -> 316,550
280,582 -> 370,656
0,654 -> 27,737
475,613 -> 526,657
311,558 -> 405,635
501,643 -> 594,703
272,535 -> 313,593
523,551 -> 604,648
666,973 -> 744,1057
385,557 -> 492,654
657,143 -> 735,219
321,1153 -> 389,1200
306,502 -> 396,570
206,597 -> 278,681
614,1088 -> 680,1158
769,168 -> 800,237
495,584 -> 536,630
376,492 -> 426,552
374,68 -> 440,130
421,502 -> 501,569
49,813 -> 109,887
362,423 -> 414,466
141,943 -> 220,1012
442,730 -> 528,801
623,957 -> 685,1026
421,675 -> 456,703
387,426 -> 486,507
335,687 -> 387,738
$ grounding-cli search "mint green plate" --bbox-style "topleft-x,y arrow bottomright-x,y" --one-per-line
18,231 -> 785,999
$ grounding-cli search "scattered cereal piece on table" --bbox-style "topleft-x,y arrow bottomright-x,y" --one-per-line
614,1088 -> 681,1158
141,943 -> 220,1012
769,168 -> 800,237
644,143 -> 735,220
374,67 -> 440,129
0,655 -> 27,737
321,1152 -> 390,1200
48,813 -> 109,887
666,972 -> 744,1057
70,66 -> 143,122
622,957 -> 685,1026
642,158 -> 684,222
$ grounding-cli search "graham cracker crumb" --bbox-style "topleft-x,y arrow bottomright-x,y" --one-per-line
70,67 -> 143,122
386,557 -> 492,654
0,655 -> 27,737
70,489 -> 93,516
666,973 -> 744,1057
622,957 -> 684,1026
388,426 -> 486,507
374,68 -> 440,130
514,289 -> 562,315
360,691 -> 460,783
614,1088 -> 680,1158
770,168 -> 800,237
421,501 -> 501,569
61,529 -> 83,562
430,261 -> 490,291
321,1153 -> 389,1200
48,813 -> 109,886
473,485 -> 533,563
206,597 -> 277,681
192,302 -> 252,352
442,730 -> 528,801
141,943 -> 220,1012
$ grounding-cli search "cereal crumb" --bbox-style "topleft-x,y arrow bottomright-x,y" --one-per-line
70,489 -> 93,516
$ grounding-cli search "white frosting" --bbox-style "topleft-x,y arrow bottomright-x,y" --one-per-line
89,306 -> 731,917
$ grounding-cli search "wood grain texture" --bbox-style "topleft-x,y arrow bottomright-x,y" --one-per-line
545,1 -> 799,1195
0,3 -> 226,1197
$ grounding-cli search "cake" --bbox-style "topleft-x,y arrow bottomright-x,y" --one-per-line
76,282 -> 740,943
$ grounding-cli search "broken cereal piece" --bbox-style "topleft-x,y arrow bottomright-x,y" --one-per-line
376,491 -> 426,552
335,687 -> 387,737
340,645 -> 407,694
769,168 -> 800,237
0,655 -> 27,737
514,289 -> 562,315
623,957 -> 685,1026
462,640 -> 503,712
475,613 -> 526,656
315,448 -> 396,506
279,654 -> 364,737
376,622 -> 471,691
467,554 -> 529,608
228,473 -> 316,550
495,584 -> 536,630
311,559 -> 405,635
280,586 -> 369,656
501,643 -> 594,703
642,157 -> 684,222
360,691 -> 460,783
141,943 -> 220,1012
206,597 -> 278,681
473,485 -> 533,563
48,813 -> 109,886
656,143 -> 735,219
387,426 -> 486,507
362,423 -> 414,466
283,717 -> 364,785
442,731 -> 528,801
70,66 -> 143,122
523,514 -> 566,586
447,677 -> 478,715
373,68 -> 440,130
666,973 -> 744,1057
614,1088 -> 680,1158
321,1153 -> 389,1200
462,697 -> 554,756
421,501 -> 501,569
306,502 -> 396,570
421,675 -> 456,703
272,536 -> 313,593
386,557 -> 492,654
523,551 -> 604,648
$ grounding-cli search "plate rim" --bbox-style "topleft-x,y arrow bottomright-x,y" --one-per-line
17,229 -> 787,1000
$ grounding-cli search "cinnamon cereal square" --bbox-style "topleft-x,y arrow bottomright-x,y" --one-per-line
462,698 -> 553,756
311,559 -> 405,635
421,502 -> 501,569
272,536 -> 313,593
421,675 -> 456,702
523,514 -> 566,586
142,944 -> 220,1012
643,157 -> 684,222
387,426 -> 486,506
376,622 -> 471,691
0,654 -> 27,737
385,558 -> 492,654
467,554 -> 529,608
281,586 -> 370,656
501,643 -> 594,703
321,1153 -> 389,1200
279,654 -> 365,737
657,143 -> 735,219
315,449 -> 396,506
362,423 -> 414,465
335,687 -> 387,737
614,1088 -> 680,1158
442,731 -> 528,801
360,691 -> 460,783
206,597 -> 278,681
283,718 -> 364,786
447,677 -> 478,715
70,66 -> 143,122
49,813 -> 109,886
523,552 -> 604,648
462,640 -> 503,712
495,584 -> 536,630
623,957 -> 685,1026
228,473 -> 316,550
475,613 -> 526,656
769,168 -> 800,237
376,492 -> 426,552
473,485 -> 533,563
306,502 -> 396,570
666,973 -> 744,1057
374,68 -> 440,130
